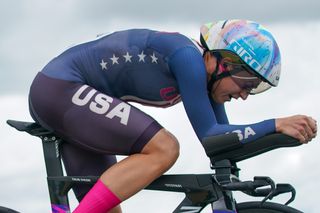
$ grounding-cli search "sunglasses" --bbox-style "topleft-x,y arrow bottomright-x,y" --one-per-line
219,60 -> 271,94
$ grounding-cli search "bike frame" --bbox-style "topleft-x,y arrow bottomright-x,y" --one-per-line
38,131 -> 235,212
6,120 -> 302,213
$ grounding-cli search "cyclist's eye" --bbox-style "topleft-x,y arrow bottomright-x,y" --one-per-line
242,82 -> 256,91
226,64 -> 234,71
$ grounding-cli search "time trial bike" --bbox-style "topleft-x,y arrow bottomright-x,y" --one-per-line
2,119 -> 304,212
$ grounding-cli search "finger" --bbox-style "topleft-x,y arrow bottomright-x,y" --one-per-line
303,133 -> 309,143
308,117 -> 317,133
313,119 -> 318,133
296,131 -> 307,144
299,128 -> 311,143
306,130 -> 317,142
304,124 -> 314,139
300,117 -> 316,139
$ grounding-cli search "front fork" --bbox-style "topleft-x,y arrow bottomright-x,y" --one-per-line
211,196 -> 237,213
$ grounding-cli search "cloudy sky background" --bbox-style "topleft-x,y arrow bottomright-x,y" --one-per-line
1,0 -> 319,212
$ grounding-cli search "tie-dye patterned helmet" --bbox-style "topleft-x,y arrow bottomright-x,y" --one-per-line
200,20 -> 281,93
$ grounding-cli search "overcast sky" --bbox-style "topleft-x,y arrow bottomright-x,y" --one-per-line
1,1 -> 320,212
2,0 -> 320,95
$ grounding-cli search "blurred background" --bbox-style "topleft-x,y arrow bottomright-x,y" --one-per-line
1,0 -> 319,212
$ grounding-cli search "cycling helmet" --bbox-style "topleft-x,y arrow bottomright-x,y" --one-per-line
200,19 -> 281,94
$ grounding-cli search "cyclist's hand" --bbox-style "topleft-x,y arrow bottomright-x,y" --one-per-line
276,115 -> 317,143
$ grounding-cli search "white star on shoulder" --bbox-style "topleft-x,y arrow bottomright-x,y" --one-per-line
100,59 -> 107,70
110,54 -> 119,65
123,52 -> 132,63
150,52 -> 158,64
138,51 -> 146,62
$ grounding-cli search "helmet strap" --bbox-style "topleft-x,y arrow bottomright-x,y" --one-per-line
207,66 -> 231,94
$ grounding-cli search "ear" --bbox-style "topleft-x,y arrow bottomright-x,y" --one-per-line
204,51 -> 211,61
204,52 -> 218,75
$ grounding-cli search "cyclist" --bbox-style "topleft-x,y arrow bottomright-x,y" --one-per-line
28,19 -> 317,213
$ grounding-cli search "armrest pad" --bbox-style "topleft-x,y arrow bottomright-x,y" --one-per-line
202,133 -> 301,163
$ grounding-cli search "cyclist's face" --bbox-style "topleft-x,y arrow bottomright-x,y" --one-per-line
210,60 -> 261,104
211,78 -> 249,103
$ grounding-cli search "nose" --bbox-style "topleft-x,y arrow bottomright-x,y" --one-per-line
239,90 -> 249,100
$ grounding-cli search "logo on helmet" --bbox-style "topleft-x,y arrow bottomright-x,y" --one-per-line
229,39 -> 262,72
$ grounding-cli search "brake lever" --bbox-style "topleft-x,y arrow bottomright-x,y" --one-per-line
271,184 -> 296,205
221,176 -> 274,192
256,183 -> 296,205
253,176 -> 275,189
222,176 -> 297,206
250,176 -> 276,199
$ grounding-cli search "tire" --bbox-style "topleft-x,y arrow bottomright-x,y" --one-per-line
0,207 -> 20,213
237,201 -> 303,213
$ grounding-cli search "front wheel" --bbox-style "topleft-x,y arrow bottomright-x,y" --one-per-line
0,206 -> 20,213
237,201 -> 303,213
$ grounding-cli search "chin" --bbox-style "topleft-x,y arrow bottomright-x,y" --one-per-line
211,94 -> 226,104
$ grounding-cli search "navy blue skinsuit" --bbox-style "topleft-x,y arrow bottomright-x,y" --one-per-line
29,29 -> 275,200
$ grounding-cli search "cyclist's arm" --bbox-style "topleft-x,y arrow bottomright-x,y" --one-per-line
209,97 -> 229,124
169,47 -> 275,143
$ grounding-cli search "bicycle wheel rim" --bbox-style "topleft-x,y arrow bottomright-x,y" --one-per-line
0,206 -> 20,213
237,201 -> 303,213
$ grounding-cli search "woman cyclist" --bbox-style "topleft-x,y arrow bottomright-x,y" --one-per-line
28,19 -> 317,213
